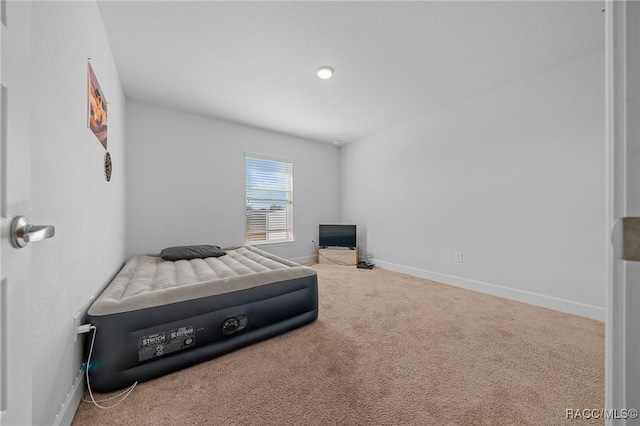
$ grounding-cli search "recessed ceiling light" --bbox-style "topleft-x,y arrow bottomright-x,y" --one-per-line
316,66 -> 334,79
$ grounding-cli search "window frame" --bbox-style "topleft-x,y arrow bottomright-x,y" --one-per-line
244,152 -> 294,245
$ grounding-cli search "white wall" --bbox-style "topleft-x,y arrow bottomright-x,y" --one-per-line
125,101 -> 340,263
340,51 -> 606,320
30,2 -> 126,425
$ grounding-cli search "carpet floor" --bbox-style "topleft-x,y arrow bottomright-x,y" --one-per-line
72,264 -> 604,426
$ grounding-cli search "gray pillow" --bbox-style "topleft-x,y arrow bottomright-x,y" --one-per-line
160,245 -> 226,260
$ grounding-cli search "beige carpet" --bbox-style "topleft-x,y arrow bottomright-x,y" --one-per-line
72,265 -> 604,426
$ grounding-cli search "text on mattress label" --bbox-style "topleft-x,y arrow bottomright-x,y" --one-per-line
139,332 -> 167,349
138,326 -> 196,362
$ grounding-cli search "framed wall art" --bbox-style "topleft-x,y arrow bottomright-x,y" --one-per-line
87,61 -> 108,149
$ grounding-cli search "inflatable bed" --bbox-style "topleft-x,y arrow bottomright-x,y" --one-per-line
85,245 -> 318,392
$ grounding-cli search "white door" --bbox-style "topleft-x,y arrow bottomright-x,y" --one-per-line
0,2 -> 39,425
606,1 -> 640,425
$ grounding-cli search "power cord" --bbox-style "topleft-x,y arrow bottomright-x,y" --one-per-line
77,325 -> 138,409
360,254 -> 374,265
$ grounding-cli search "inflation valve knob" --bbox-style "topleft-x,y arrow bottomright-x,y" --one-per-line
221,315 -> 248,336
221,317 -> 240,335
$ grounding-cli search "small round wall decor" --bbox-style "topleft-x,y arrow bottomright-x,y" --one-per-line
104,151 -> 112,182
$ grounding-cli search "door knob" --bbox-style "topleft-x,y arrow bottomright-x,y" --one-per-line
10,216 -> 55,248
612,217 -> 640,261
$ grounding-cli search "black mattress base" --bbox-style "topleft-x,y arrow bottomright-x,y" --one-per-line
86,275 -> 318,392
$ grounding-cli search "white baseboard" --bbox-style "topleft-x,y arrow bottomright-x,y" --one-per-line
374,259 -> 605,321
52,368 -> 85,426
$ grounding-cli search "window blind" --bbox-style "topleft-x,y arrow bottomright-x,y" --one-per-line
245,155 -> 293,244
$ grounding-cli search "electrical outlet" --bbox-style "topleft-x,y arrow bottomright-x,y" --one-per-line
454,251 -> 464,263
73,312 -> 81,342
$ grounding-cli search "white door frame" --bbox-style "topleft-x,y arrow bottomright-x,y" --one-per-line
605,1 -> 640,424
0,2 -> 33,425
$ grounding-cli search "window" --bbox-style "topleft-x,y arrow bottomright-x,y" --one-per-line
245,154 -> 293,244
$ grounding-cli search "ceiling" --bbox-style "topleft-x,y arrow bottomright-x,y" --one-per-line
97,1 -> 604,145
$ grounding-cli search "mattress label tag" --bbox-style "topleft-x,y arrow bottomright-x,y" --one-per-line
138,326 -> 195,362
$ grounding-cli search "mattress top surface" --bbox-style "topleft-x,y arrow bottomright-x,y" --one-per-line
88,245 -> 316,316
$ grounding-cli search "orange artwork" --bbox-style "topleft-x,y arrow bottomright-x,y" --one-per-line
88,62 -> 107,149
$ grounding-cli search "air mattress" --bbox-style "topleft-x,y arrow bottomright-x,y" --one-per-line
85,245 -> 318,392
